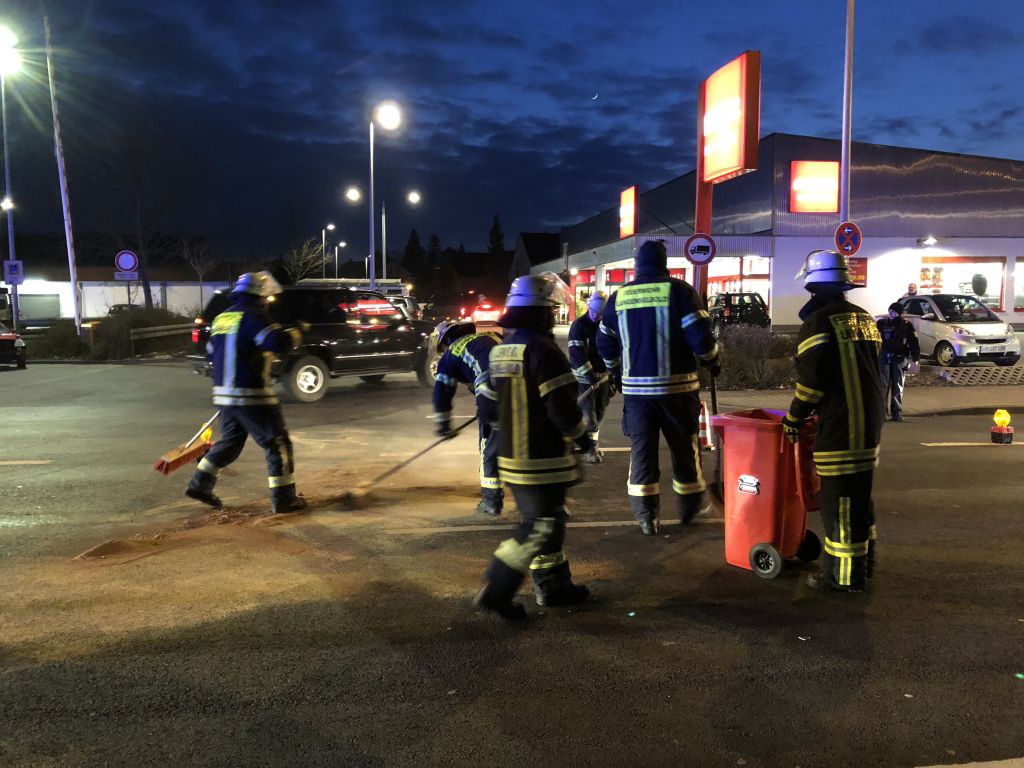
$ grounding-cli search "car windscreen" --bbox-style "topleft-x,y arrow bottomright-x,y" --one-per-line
932,295 -> 999,323
0,322 -> 10,333
201,291 -> 233,321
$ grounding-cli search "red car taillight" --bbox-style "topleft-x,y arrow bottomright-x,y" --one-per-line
191,328 -> 201,344
723,308 -> 732,318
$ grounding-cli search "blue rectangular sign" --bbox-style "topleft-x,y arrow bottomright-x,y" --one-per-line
3,259 -> 24,286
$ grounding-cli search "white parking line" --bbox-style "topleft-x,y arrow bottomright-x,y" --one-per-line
384,518 -> 722,535
921,442 -> 1024,447
0,460 -> 53,466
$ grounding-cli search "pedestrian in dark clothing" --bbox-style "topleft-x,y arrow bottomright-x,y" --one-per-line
568,291 -> 611,463
876,302 -> 921,422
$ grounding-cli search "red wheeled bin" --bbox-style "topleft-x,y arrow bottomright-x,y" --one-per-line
710,409 -> 822,579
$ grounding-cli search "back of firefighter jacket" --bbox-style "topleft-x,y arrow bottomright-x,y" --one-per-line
567,313 -> 607,386
787,295 -> 884,474
596,276 -> 718,396
207,295 -> 298,407
432,332 -> 501,418
488,328 -> 588,486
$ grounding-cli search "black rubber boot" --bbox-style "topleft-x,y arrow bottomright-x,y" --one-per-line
536,582 -> 590,608
805,571 -> 866,593
639,519 -> 659,536
185,470 -> 222,509
473,585 -> 527,621
679,492 -> 712,525
271,484 -> 308,514
475,498 -> 502,516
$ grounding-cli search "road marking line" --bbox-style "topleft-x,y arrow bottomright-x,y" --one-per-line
917,759 -> 1024,768
0,460 -> 53,466
384,518 -> 722,535
921,442 -> 1024,447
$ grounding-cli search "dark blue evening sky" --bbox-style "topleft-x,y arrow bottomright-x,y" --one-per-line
3,0 -> 1023,261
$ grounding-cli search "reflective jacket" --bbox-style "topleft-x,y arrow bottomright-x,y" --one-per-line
432,332 -> 501,422
207,295 -> 300,406
876,316 -> 920,361
596,276 -> 718,396
488,328 -> 587,486
786,295 -> 885,475
567,313 -> 607,387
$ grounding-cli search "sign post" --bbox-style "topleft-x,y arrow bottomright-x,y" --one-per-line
114,250 -> 139,305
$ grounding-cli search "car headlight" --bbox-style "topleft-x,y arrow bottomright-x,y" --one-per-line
14,337 -> 25,348
1006,324 -> 1017,336
950,326 -> 974,339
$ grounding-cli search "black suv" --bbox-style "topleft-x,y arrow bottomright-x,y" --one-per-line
189,284 -> 435,402
708,292 -> 770,337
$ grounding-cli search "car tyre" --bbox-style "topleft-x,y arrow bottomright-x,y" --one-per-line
284,356 -> 328,402
417,346 -> 439,387
749,543 -> 783,579
933,341 -> 958,367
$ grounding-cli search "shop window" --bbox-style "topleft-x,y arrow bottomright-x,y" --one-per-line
920,256 -> 1004,311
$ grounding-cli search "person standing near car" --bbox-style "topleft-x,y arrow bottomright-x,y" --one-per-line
568,291 -> 611,463
474,275 -> 593,620
431,320 -> 504,516
782,251 -> 884,593
876,302 -> 920,422
185,271 -> 308,514
596,239 -> 721,536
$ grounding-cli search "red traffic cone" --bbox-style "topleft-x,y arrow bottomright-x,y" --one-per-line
699,400 -> 715,451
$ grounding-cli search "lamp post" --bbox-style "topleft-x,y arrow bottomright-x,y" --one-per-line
381,190 -> 421,282
367,100 -> 401,290
0,26 -> 20,330
334,240 -> 347,279
321,223 -> 335,278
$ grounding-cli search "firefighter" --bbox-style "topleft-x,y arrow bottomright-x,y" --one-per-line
474,274 -> 593,620
596,240 -> 720,536
431,319 -> 504,515
568,290 -> 611,463
782,250 -> 884,593
185,271 -> 308,514
876,302 -> 920,422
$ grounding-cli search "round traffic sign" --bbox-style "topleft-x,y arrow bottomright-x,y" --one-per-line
115,250 -> 139,272
834,221 -> 862,256
684,233 -> 716,266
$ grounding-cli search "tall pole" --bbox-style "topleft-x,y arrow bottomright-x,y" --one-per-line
368,121 -> 376,290
44,17 -> 81,335
321,227 -> 327,278
381,201 -> 388,282
839,0 -> 855,222
334,244 -> 339,279
1,73 -> 17,331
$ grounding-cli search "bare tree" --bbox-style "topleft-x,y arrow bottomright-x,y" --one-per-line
183,238 -> 218,308
282,238 -> 328,282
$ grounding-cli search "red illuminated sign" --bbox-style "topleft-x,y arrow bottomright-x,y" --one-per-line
790,161 -> 839,213
699,51 -> 761,184
619,186 -> 638,239
847,257 -> 867,287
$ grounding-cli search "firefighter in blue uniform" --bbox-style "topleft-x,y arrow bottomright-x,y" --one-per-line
431,320 -> 504,515
474,275 -> 593,620
782,250 -> 884,592
568,291 -> 611,464
596,240 -> 721,536
185,271 -> 307,514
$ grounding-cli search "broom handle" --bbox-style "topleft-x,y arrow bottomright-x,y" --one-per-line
363,415 -> 478,490
185,411 -> 221,448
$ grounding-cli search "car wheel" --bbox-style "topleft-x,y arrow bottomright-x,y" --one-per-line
359,374 -> 386,384
933,341 -> 958,367
749,543 -> 783,579
284,356 -> 328,402
417,347 -> 439,387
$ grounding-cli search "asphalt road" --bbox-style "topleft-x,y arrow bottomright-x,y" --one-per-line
1,363 -> 1022,768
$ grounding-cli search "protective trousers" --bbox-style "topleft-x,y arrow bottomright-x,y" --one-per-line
478,419 -> 503,508
190,405 -> 297,505
818,471 -> 876,590
879,354 -> 907,420
482,483 -> 573,603
580,380 -> 611,442
622,394 -> 706,525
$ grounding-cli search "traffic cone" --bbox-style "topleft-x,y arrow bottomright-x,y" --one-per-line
699,400 -> 715,451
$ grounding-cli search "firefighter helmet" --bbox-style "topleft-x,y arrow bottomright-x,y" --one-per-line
232,271 -> 282,298
796,250 -> 854,292
505,275 -> 560,307
433,320 -> 475,350
586,291 -> 607,314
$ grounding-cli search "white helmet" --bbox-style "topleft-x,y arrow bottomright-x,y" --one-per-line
505,275 -> 560,307
796,250 -> 853,291
433,320 -> 475,349
586,291 -> 607,314
233,270 -> 282,298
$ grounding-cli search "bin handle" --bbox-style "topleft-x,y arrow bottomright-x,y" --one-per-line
793,442 -> 810,513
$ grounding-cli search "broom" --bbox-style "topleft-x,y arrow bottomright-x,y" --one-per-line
153,411 -> 221,475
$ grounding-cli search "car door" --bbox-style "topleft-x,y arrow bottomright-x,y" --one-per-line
339,291 -> 418,373
902,297 -> 937,355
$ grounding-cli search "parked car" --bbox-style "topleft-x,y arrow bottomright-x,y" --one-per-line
107,304 -> 140,315
388,295 -> 423,320
0,322 -> 27,369
897,293 -> 1020,367
465,296 -> 503,325
188,285 -> 436,402
708,292 -> 770,337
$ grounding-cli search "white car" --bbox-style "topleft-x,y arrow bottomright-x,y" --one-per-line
898,294 -> 1020,367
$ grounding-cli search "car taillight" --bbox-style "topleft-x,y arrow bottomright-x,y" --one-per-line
191,328 -> 201,343
460,306 -> 466,316
723,308 -> 731,317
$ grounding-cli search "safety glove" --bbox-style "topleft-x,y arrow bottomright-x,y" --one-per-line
702,354 -> 722,379
781,414 -> 802,444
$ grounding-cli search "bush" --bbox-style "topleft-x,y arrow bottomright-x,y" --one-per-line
25,320 -> 90,360
701,325 -> 797,390
88,307 -> 192,360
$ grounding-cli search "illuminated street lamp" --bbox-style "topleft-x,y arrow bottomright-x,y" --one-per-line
334,240 -> 347,279
345,186 -> 362,203
0,25 -> 22,330
368,100 -> 402,290
406,190 -> 421,206
321,223 -> 335,278
381,189 -> 423,281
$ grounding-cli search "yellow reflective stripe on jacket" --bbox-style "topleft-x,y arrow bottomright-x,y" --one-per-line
824,538 -> 869,557
795,382 -> 825,403
538,371 -> 576,398
813,447 -> 880,461
498,455 -> 577,471
529,551 -> 567,570
197,457 -> 221,476
210,312 -> 243,336
797,332 -> 829,356
254,323 -> 282,345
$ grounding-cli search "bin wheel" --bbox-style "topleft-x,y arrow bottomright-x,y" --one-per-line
749,543 -> 783,579
796,530 -> 822,563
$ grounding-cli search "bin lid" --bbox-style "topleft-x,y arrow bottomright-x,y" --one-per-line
710,408 -> 785,432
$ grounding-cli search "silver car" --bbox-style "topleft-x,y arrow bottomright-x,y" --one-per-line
898,294 -> 1020,367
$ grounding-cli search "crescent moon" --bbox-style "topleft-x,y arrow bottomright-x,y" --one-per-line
591,93 -> 599,100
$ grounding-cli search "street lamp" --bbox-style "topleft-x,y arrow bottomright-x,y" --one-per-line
381,190 -> 422,282
321,223 -> 335,278
368,100 -> 402,290
0,25 -> 21,330
334,240 -> 347,279
345,186 -> 361,203
407,190 -> 421,206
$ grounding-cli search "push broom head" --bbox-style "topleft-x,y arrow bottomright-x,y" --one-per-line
153,428 -> 214,475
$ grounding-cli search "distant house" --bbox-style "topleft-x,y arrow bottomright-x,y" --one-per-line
509,233 -> 560,279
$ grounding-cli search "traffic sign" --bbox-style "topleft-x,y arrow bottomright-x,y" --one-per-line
115,271 -> 139,281
835,221 -> 862,256
684,233 -> 717,266
3,259 -> 24,286
114,250 -> 139,272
